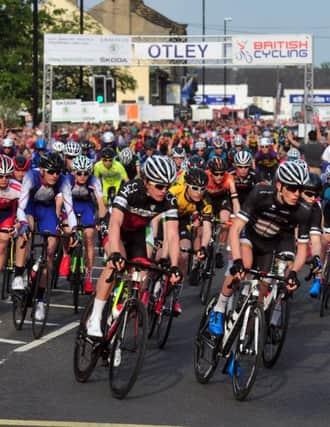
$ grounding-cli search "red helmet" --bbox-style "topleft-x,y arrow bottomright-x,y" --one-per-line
13,156 -> 31,171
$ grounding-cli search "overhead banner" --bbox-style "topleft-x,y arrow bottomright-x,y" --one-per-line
232,34 -> 312,66
44,34 -> 131,66
134,42 -> 222,61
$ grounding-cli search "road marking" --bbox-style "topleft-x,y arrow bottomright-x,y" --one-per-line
14,321 -> 79,353
0,421 -> 183,427
50,303 -> 84,310
0,338 -> 27,345
23,320 -> 60,327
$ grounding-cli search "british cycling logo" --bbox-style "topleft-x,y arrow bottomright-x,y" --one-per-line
235,40 -> 253,64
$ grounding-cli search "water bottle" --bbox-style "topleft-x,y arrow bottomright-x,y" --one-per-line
270,299 -> 282,326
31,258 -> 40,279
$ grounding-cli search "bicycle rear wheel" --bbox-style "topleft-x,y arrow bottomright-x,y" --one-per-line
232,302 -> 265,401
199,245 -> 215,305
263,295 -> 290,368
194,295 -> 220,384
109,299 -> 147,399
156,288 -> 175,349
31,266 -> 51,339
74,295 -> 101,382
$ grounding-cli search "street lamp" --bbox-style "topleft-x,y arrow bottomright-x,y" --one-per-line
32,0 -> 38,127
202,0 -> 206,105
223,17 -> 232,108
79,0 -> 84,92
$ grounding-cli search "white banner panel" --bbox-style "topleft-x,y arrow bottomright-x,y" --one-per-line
44,34 -> 131,66
79,102 -> 100,123
52,99 -> 82,122
134,42 -> 222,61
232,34 -> 312,66
98,104 -> 120,122
192,107 -> 213,121
139,105 -> 174,121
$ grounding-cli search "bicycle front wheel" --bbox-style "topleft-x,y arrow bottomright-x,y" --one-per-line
232,303 -> 265,401
31,267 -> 51,339
109,299 -> 147,399
199,245 -> 215,305
156,289 -> 175,349
263,296 -> 290,368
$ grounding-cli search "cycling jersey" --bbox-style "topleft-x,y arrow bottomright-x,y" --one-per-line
0,179 -> 21,228
113,178 -> 178,231
254,150 -> 278,170
17,169 -> 77,232
169,182 -> 212,221
94,159 -> 128,202
229,169 -> 256,205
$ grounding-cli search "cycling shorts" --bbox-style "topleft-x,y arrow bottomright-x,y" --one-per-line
121,228 -> 147,259
29,203 -> 59,234
73,200 -> 95,228
0,208 -> 16,229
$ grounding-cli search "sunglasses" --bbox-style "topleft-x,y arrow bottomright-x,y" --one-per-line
212,171 -> 225,177
76,171 -> 89,177
149,181 -> 169,191
284,185 -> 302,193
303,190 -> 317,198
103,158 -> 113,162
260,145 -> 269,148
0,175 -> 10,179
237,165 -> 249,169
189,185 -> 206,192
45,169 -> 60,176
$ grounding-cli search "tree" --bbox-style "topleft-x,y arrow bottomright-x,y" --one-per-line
0,0 -> 137,118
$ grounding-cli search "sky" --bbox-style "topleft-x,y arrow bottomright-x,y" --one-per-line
84,0 -> 330,65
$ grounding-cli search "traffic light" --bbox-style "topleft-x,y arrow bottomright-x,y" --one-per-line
106,77 -> 116,102
93,75 -> 105,103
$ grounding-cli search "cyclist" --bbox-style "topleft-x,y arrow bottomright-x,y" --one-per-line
31,138 -> 47,168
13,152 -> 78,321
1,138 -> 16,158
208,137 -> 227,160
208,161 -> 311,336
94,147 -> 128,205
118,147 -> 140,180
81,141 -> 97,164
102,131 -> 115,149
87,155 -> 181,338
171,146 -> 186,174
227,135 -> 249,166
0,156 -> 22,271
63,140 -> 82,173
52,141 -> 65,159
13,156 -> 31,183
229,151 -> 256,205
254,137 -> 278,183
69,155 -> 107,294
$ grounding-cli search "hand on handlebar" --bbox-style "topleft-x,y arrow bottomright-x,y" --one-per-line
230,258 -> 245,279
107,252 -> 125,271
286,270 -> 300,292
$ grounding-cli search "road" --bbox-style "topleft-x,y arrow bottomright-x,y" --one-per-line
0,260 -> 330,427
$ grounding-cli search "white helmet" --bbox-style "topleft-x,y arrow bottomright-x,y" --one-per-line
276,161 -> 309,186
287,148 -> 301,161
52,141 -> 65,153
64,141 -> 82,157
212,137 -> 225,148
263,130 -> 271,138
143,155 -> 176,185
195,140 -> 206,150
103,131 -> 115,144
259,137 -> 272,147
294,159 -> 308,173
171,146 -> 186,158
71,155 -> 93,173
234,135 -> 244,146
234,151 -> 252,166
0,155 -> 14,175
2,138 -> 14,148
118,148 -> 133,166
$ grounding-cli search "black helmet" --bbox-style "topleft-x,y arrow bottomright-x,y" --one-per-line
101,147 -> 115,159
188,155 -> 205,170
208,157 -> 228,173
185,168 -> 208,187
81,141 -> 91,151
304,172 -> 322,193
39,152 -> 64,171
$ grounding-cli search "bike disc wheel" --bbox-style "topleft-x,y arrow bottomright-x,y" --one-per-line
12,290 -> 28,330
263,296 -> 290,368
232,303 -> 265,401
109,299 -> 147,399
194,295 -> 220,384
74,295 -> 101,382
156,291 -> 174,349
31,267 -> 51,339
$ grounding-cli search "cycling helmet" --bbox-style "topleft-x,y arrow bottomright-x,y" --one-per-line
81,141 -> 91,151
294,159 -> 308,173
35,138 -> 47,150
71,155 -> 93,174
13,156 -> 30,171
143,155 -> 176,185
39,152 -> 64,171
195,141 -> 206,150
181,158 -> 190,172
304,172 -> 322,193
212,137 -> 225,148
103,131 -> 115,144
259,137 -> 272,147
171,146 -> 186,158
208,157 -> 228,173
233,135 -> 244,146
101,147 -> 115,159
234,151 -> 252,167
185,168 -> 208,187
188,155 -> 205,170
52,141 -> 65,153
287,147 -> 301,161
276,161 -> 308,186
2,138 -> 14,148
0,155 -> 14,175
263,130 -> 271,138
118,147 -> 133,165
64,141 -> 81,157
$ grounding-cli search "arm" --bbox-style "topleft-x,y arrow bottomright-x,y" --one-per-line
60,177 -> 77,230
291,242 -> 308,273
229,216 -> 248,261
108,207 -> 124,254
165,219 -> 180,267
201,220 -> 212,248
16,171 -> 34,225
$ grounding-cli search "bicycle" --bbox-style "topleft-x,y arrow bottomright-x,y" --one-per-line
74,258 -> 160,399
1,228 -> 16,301
262,252 -> 293,368
194,269 -> 268,401
305,252 -> 329,318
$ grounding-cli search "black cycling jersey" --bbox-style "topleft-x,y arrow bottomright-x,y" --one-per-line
113,178 -> 178,231
309,202 -> 322,236
229,169 -> 256,205
237,185 -> 312,243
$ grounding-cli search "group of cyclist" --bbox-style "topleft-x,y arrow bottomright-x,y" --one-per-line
0,122 -> 329,344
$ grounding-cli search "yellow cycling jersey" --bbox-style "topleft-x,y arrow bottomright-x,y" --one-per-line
169,182 -> 212,220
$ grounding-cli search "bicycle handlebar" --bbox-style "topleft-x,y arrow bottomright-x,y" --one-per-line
105,258 -> 168,283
